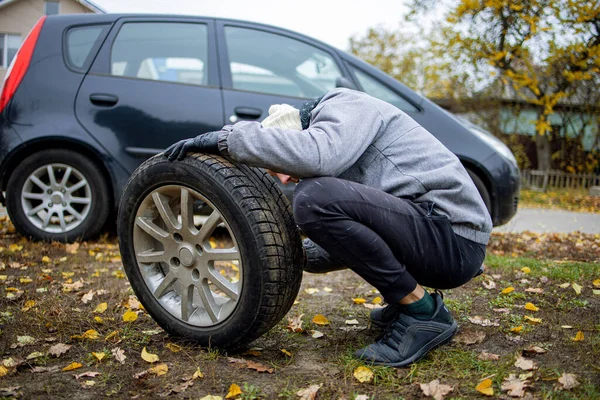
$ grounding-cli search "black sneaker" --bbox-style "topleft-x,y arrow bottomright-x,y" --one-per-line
355,293 -> 457,367
369,303 -> 402,328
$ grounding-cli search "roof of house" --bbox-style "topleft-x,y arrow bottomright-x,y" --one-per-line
0,0 -> 105,14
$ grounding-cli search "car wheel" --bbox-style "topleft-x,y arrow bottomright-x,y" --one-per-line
6,149 -> 110,242
467,169 -> 492,216
117,154 -> 304,349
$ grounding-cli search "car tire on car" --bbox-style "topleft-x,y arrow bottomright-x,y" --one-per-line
117,154 -> 304,349
6,149 -> 111,242
467,169 -> 492,215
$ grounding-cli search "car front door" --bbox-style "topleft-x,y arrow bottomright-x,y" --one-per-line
216,21 -> 349,125
75,17 -> 223,174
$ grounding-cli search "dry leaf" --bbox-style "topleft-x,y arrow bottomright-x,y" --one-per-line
345,319 -> 359,325
572,282 -> 582,295
510,326 -> 523,333
352,297 -> 367,304
49,343 -> 71,357
123,310 -> 138,322
593,279 -> 600,287
524,303 -> 539,312
557,373 -> 579,390
31,366 -> 61,373
304,288 -> 319,295
26,352 -> 44,360
323,287 -> 333,292
281,349 -> 292,357
372,296 -> 383,304
92,352 -> 105,362
93,302 -> 107,313
287,314 -> 304,333
15,336 -> 35,346
246,360 -> 274,373
523,345 -> 546,354
493,307 -> 511,313
21,300 -> 36,312
312,314 -> 329,326
192,367 -> 204,379
482,279 -> 496,289
419,379 -> 453,400
523,315 -> 542,324
475,379 -> 494,396
81,290 -> 94,304
571,331 -> 584,341
0,387 -> 20,397
66,243 -> 80,254
478,351 -> 500,361
166,343 -> 182,352
296,384 -> 322,400
353,366 -> 373,383
74,371 -> 101,379
160,380 -> 195,397
73,330 -> 99,340
501,374 -> 529,397
199,396 -> 222,400
126,296 -> 143,310
502,287 -> 515,294
525,287 -> 544,294
468,316 -> 499,327
453,330 -> 486,345
62,362 -> 83,372
112,348 -> 126,364
520,267 -> 531,274
514,356 -> 536,371
41,256 -> 51,263
141,347 -> 159,363
150,364 -> 168,376
225,383 -> 242,399
311,330 -> 324,339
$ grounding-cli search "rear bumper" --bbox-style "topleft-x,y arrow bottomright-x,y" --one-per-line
490,156 -> 521,226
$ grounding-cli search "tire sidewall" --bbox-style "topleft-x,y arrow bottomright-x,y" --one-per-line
6,149 -> 111,242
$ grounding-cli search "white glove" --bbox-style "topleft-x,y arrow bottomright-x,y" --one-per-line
261,104 -> 302,131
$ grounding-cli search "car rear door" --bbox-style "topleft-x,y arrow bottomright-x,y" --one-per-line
75,17 -> 223,174
216,20 -> 351,125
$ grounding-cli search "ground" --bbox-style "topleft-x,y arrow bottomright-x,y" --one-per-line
0,217 -> 599,399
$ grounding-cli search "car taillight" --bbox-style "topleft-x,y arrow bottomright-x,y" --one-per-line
0,16 -> 46,113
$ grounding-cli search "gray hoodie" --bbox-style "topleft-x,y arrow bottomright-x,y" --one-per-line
218,88 -> 492,245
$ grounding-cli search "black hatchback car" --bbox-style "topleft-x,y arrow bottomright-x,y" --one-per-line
0,14 -> 520,242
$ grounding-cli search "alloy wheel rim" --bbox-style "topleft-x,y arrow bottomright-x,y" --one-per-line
21,163 -> 92,233
133,185 -> 242,327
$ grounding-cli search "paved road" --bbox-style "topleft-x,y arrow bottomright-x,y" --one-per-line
494,207 -> 600,234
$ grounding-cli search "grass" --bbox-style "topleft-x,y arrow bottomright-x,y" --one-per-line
519,188 -> 600,213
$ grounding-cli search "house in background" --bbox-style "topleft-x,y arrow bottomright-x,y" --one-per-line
0,0 -> 104,81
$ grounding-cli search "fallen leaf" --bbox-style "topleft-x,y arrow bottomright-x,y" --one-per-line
353,366 -> 373,383
192,367 -> 204,379
296,384 -> 322,400
21,300 -> 36,312
571,331 -> 584,342
419,379 -> 453,400
468,316 -> 499,327
287,314 -> 304,333
482,280 -> 496,289
304,288 -> 319,295
112,347 -> 126,364
199,396 -> 222,400
502,287 -> 515,294
150,363 -> 168,376
311,330 -> 324,339
312,314 -> 329,326
345,319 -> 359,325
478,351 -> 500,361
524,303 -> 539,312
501,374 -> 529,397
72,330 -> 100,340
453,331 -> 486,345
92,352 -> 105,362
126,296 -> 143,310
66,243 -> 80,254
514,356 -> 536,371
49,343 -> 71,357
593,289 -> 600,295
31,366 -> 60,373
561,325 -> 573,329
41,256 -> 51,263
93,302 -> 107,313
160,380 -> 195,397
0,387 -> 20,397
557,373 -> 579,390
352,297 -> 367,304
558,282 -> 570,288
81,290 -> 94,304
246,360 -> 274,373
105,330 -> 120,342
74,371 -> 101,379
354,396 -> 368,400
123,310 -> 138,322
16,336 -> 36,346
62,362 -> 83,372
372,296 -> 383,304
523,345 -> 546,354
0,366 -> 9,377
524,315 -> 542,324
141,347 -> 159,363
510,326 -> 523,333
225,383 -> 242,399
520,267 -> 531,274
525,287 -> 544,294
165,343 -> 182,352
281,349 -> 292,357
572,282 -> 582,295
475,379 -> 494,396
493,307 -> 511,313
323,287 -> 333,292
94,316 -> 103,323
26,352 -> 44,360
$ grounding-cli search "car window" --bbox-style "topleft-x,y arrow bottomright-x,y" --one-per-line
65,25 -> 105,69
349,65 -> 419,113
111,22 -> 208,86
224,26 -> 342,98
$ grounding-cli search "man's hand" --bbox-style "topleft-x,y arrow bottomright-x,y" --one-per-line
163,130 -> 221,161
266,170 -> 299,185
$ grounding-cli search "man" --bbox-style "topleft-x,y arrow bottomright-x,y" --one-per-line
164,88 -> 492,367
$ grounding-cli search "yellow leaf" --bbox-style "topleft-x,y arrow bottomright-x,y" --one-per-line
19,277 -> 32,284
510,325 -> 523,333
200,396 -> 222,400
0,365 -> 8,377
42,256 -> 51,263
22,300 -> 36,312
524,302 -> 539,312
9,244 -> 23,252
571,331 -> 584,342
524,315 -> 542,324
226,383 -> 242,399
0,275 -> 6,281
83,329 -> 99,340
150,363 -> 168,376
141,347 -> 159,363
281,349 -> 292,357
372,296 -> 383,304
105,330 -> 119,342
304,288 -> 319,295
62,272 -> 74,278
572,283 -> 582,295
475,378 -> 494,396
166,343 -> 182,352
501,287 -> 515,294
62,362 -> 83,371
353,366 -> 374,383
520,267 -> 531,274
192,367 -> 204,379
94,302 -> 108,313
593,289 -> 600,296
593,279 -> 600,288
352,297 -> 367,304
122,310 -> 138,322
92,352 -> 105,361
559,282 -> 570,288
312,314 -> 330,326
323,287 -> 333,292
94,316 -> 103,323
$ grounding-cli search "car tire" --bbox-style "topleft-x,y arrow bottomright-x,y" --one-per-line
467,169 -> 492,216
117,153 -> 304,350
6,149 -> 110,242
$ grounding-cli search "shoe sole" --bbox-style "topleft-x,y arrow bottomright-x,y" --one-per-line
363,321 -> 458,368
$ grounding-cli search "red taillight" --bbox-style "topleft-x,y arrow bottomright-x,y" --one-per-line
0,16 -> 46,113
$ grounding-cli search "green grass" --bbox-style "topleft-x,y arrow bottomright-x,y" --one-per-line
485,254 -> 600,281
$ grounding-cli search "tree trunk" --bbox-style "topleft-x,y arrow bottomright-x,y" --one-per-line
535,133 -> 551,171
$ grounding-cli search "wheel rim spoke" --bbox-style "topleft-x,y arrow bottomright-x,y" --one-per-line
22,192 -> 45,200
180,284 -> 195,322
66,206 -> 83,221
154,272 -> 176,298
29,175 -> 48,191
208,269 -> 239,300
199,280 -> 218,323
47,165 -> 58,188
58,209 -> 67,231
42,210 -> 54,228
179,187 -> 196,234
197,210 -> 221,242
70,196 -> 91,205
61,167 -> 72,187
26,203 -> 46,216
152,192 -> 179,231
206,248 -> 240,262
137,250 -> 166,264
136,217 -> 169,243
67,179 -> 87,193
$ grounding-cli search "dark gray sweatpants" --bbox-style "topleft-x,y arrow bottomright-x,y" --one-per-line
293,177 -> 486,303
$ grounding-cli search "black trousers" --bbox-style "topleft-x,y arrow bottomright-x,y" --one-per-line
293,177 -> 486,303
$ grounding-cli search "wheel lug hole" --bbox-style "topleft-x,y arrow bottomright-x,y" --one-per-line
48,203 -> 53,207
62,202 -> 67,207
192,269 -> 200,281
61,189 -> 66,194
173,233 -> 183,243
47,189 -> 52,194
195,244 -> 203,255
170,257 -> 181,267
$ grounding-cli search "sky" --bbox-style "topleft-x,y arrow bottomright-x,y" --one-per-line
92,0 -> 409,50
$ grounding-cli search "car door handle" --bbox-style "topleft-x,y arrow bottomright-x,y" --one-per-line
234,107 -> 262,119
90,93 -> 119,107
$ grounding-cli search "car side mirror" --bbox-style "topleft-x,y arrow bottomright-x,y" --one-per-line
335,77 -> 358,91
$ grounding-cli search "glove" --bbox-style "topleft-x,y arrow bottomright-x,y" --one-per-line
163,130 -> 221,161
